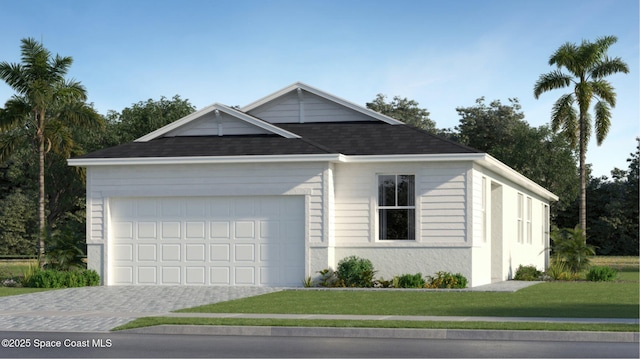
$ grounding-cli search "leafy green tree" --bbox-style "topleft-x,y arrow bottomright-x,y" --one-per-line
534,35 -> 629,234
556,138 -> 639,255
453,97 -> 579,218
366,94 -> 436,132
107,95 -> 195,144
0,38 -> 102,268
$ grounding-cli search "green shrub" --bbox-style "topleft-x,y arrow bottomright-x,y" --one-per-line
316,268 -> 342,287
426,271 -> 468,289
545,259 -> 567,280
336,256 -> 376,287
514,265 -> 542,281
26,269 -> 100,288
395,273 -> 426,288
586,266 -> 618,282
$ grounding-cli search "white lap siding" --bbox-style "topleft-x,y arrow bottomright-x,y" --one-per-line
85,162 -> 329,285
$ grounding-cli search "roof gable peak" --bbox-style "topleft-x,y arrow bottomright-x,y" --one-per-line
241,82 -> 404,125
135,103 -> 300,142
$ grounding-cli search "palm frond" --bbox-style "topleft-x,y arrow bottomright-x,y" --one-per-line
534,70 -> 572,98
594,101 -> 611,145
549,42 -> 578,69
550,94 -> 578,147
591,57 -> 630,79
590,79 -> 617,107
0,131 -> 28,164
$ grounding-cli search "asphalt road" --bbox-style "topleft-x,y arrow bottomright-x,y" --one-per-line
0,331 -> 638,358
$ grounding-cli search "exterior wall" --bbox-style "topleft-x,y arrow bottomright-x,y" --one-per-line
334,247 -> 472,282
327,161 -> 474,283
471,165 -> 550,282
248,91 -> 375,124
85,162 -> 331,285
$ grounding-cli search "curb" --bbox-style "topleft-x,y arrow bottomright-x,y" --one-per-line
123,325 -> 640,343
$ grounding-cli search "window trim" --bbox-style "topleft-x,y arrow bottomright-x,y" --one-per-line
377,174 -> 416,241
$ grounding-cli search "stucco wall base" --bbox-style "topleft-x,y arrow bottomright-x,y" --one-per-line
332,247 -> 476,286
87,244 -> 104,285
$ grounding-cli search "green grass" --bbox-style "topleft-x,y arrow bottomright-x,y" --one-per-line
178,281 -> 639,318
112,317 -> 639,332
0,287 -> 51,297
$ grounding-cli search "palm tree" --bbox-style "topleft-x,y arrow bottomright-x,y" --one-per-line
0,38 -> 101,268
534,35 -> 629,235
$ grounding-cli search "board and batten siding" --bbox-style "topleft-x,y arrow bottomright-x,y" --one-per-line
165,111 -> 271,137
85,162 -> 331,281
333,162 -> 470,246
248,90 -> 375,124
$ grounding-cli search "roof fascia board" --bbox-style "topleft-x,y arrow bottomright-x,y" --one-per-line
477,154 -> 559,202
67,154 -> 342,167
213,103 -> 301,138
241,82 -> 404,125
136,103 -> 301,142
136,104 -> 217,142
341,153 -> 486,163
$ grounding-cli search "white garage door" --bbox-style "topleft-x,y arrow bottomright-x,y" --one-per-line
109,196 -> 305,286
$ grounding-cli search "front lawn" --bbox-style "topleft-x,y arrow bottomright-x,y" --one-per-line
178,281 -> 639,318
0,287 -> 52,297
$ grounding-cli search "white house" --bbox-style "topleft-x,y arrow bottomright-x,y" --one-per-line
68,82 -> 558,287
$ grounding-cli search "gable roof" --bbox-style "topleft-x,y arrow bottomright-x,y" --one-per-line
67,82 -> 558,202
242,82 -> 404,125
136,103 -> 301,142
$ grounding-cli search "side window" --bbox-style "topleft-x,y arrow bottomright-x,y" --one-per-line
378,174 -> 415,240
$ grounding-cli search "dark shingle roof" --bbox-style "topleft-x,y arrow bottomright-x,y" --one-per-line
79,135 -> 330,158
77,122 -> 480,159
279,122 -> 479,155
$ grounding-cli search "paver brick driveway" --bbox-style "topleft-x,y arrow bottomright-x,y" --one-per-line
0,286 -> 282,332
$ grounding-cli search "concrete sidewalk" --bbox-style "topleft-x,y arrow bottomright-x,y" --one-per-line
0,282 -> 637,343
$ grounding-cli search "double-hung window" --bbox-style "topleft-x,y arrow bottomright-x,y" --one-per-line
378,174 -> 415,240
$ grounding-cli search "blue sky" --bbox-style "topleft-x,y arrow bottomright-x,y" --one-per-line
1,0 -> 638,177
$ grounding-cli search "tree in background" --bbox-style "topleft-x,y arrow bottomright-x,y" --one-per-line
106,95 -> 195,144
556,138 -> 639,255
534,35 -> 629,235
452,97 -> 579,217
0,38 -> 102,268
366,94 -> 436,132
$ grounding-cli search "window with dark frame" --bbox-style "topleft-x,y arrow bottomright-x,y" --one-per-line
378,174 -> 415,240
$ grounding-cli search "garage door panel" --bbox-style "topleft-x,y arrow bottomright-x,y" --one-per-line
161,267 -> 181,284
110,196 -> 304,286
137,222 -> 157,239
235,267 -> 255,284
211,222 -> 230,238
138,266 -> 157,284
137,244 -> 157,261
211,267 -> 230,284
235,244 -> 255,261
186,222 -> 206,239
161,244 -> 181,261
114,222 -> 133,239
161,222 -> 181,238
186,244 -> 205,261
113,266 -> 133,284
186,267 -> 205,284
234,221 -> 255,239
210,244 -> 230,261
113,244 -> 133,261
